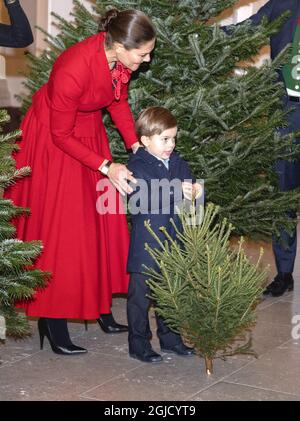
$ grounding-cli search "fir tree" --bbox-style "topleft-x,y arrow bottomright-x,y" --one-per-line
0,110 -> 47,339
144,203 -> 266,374
18,0 -> 300,239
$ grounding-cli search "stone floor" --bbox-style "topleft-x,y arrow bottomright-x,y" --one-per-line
1,238 -> 300,401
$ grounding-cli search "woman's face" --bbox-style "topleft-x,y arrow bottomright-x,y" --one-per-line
116,38 -> 156,71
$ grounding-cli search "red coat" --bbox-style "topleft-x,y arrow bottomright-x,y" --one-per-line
5,32 -> 137,319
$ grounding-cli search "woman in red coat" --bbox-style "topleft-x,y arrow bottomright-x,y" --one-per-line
5,9 -> 156,354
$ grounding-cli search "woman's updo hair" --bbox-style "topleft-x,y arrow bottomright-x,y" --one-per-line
98,9 -> 156,50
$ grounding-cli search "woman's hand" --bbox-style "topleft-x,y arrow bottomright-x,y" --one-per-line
107,163 -> 137,196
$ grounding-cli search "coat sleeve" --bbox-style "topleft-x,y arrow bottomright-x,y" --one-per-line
247,0 -> 276,25
126,161 -> 156,214
106,82 -> 138,149
0,0 -> 33,48
222,0 -> 275,33
48,67 -> 104,171
180,159 -> 196,184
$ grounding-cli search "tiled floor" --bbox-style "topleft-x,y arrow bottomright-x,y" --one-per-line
1,233 -> 300,401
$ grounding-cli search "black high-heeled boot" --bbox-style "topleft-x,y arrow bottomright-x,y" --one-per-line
97,313 -> 128,334
38,318 -> 87,355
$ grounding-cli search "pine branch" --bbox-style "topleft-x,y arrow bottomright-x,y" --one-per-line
0,110 -> 48,338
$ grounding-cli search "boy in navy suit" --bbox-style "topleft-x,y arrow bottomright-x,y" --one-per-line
126,107 -> 202,363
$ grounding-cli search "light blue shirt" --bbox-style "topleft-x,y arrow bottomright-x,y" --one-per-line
147,150 -> 170,169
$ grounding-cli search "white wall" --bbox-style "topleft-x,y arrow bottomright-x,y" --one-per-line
234,0 -> 268,23
219,0 -> 267,24
50,0 -> 93,37
1,0 -> 269,107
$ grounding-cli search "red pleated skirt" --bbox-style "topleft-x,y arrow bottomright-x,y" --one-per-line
5,105 -> 130,319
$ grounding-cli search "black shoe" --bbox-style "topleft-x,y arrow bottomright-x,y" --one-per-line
38,318 -> 87,355
97,313 -> 128,334
129,349 -> 163,363
161,343 -> 195,356
263,273 -> 294,297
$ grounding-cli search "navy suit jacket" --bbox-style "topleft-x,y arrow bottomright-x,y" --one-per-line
126,148 -> 194,274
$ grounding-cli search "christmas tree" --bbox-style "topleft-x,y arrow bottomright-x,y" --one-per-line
145,203 -> 266,374
0,110 -> 47,339
18,0 -> 300,239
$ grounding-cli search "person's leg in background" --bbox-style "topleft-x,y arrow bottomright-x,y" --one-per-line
265,100 -> 300,297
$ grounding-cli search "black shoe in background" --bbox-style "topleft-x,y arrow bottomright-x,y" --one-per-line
263,273 -> 294,297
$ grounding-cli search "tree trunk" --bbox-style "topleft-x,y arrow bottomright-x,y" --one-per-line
204,356 -> 213,375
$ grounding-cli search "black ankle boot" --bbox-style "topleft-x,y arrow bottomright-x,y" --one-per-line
97,313 -> 128,334
263,273 -> 294,297
38,318 -> 87,355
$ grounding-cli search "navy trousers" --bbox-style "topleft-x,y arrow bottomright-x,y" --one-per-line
273,99 -> 300,274
127,272 -> 182,355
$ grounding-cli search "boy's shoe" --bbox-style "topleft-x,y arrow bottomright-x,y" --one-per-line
161,343 -> 195,356
263,273 -> 294,297
129,349 -> 163,363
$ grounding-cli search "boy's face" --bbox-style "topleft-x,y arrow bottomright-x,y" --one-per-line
141,126 -> 177,160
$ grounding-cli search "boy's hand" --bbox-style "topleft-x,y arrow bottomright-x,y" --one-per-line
182,182 -> 203,200
193,183 -> 203,200
182,182 -> 193,200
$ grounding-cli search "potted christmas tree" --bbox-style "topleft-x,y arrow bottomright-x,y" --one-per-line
144,203 -> 266,375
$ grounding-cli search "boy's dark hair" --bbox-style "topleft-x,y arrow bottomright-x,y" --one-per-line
98,9 -> 156,50
135,107 -> 177,140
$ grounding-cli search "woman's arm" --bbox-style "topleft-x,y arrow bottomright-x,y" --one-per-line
49,65 -> 137,194
0,0 -> 33,48
48,67 -> 105,171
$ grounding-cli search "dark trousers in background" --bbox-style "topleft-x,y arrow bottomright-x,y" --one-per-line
273,99 -> 300,274
127,272 -> 182,355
